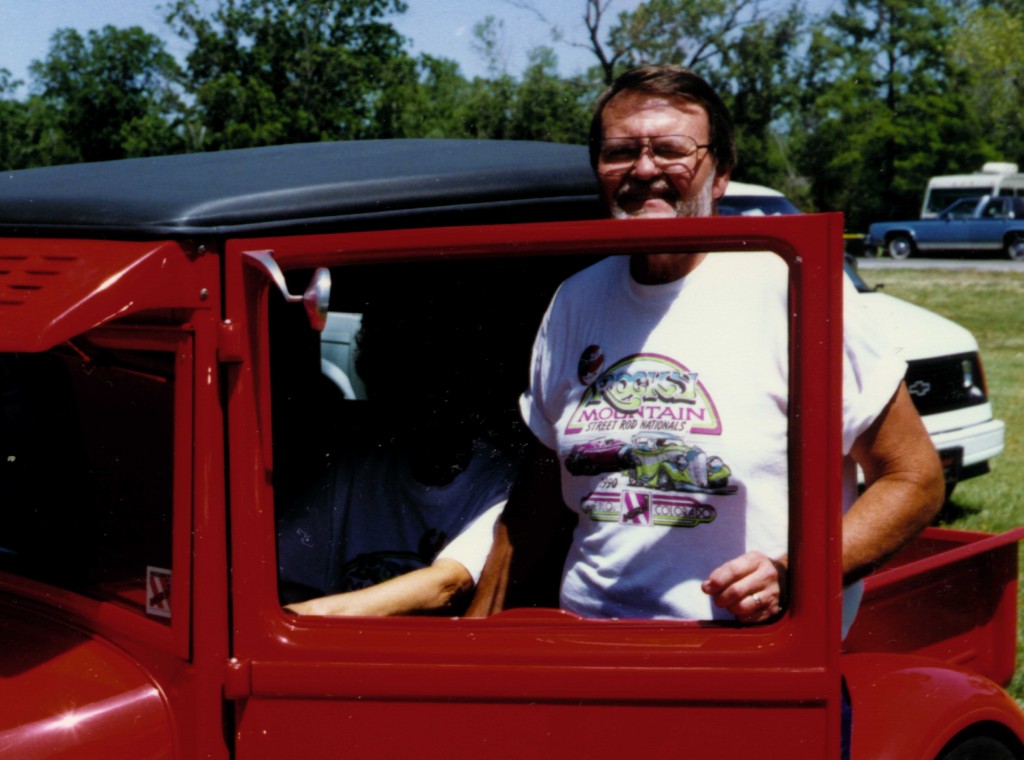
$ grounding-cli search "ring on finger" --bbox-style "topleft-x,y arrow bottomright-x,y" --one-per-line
751,593 -> 763,607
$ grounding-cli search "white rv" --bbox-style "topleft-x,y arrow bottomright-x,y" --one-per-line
921,162 -> 1024,218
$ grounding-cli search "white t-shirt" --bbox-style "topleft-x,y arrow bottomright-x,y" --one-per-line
521,253 -> 905,633
277,439 -> 515,601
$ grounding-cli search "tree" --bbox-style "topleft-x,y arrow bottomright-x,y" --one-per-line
711,2 -> 806,199
166,0 -> 413,149
383,18 -> 591,144
436,17 -> 590,142
500,0 -> 618,83
455,16 -> 521,139
376,54 -> 471,138
792,0 -> 985,228
508,47 -> 591,142
29,26 -> 185,163
0,69 -> 28,170
609,0 -> 765,74
504,0 -> 766,85
471,14 -> 515,79
950,5 -> 1024,165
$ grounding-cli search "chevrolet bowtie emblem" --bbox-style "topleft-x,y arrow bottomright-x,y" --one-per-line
908,380 -> 932,397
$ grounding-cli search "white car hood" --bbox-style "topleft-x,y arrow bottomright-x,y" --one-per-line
857,290 -> 978,361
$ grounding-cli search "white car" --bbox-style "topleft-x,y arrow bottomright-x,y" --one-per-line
721,182 -> 1005,497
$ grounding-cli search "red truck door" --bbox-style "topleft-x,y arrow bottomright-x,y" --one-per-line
223,214 -> 847,759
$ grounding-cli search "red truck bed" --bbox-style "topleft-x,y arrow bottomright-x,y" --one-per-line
846,525 -> 1024,686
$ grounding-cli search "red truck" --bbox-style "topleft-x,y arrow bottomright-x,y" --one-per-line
0,140 -> 1021,759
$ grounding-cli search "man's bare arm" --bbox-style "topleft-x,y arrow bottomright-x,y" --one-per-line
843,381 -> 945,583
285,558 -> 473,617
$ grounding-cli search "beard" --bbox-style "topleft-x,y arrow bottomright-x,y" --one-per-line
609,173 -> 715,219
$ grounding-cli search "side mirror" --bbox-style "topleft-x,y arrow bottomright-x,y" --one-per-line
243,249 -> 332,332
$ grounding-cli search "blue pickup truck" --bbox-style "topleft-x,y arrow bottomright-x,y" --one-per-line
866,195 -> 1024,260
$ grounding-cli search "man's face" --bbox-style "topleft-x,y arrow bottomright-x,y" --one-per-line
597,90 -> 730,219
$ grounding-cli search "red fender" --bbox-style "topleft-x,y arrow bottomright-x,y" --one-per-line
844,653 -> 1024,759
0,599 -> 175,758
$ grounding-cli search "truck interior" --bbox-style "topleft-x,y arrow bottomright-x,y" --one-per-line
270,254 -> 602,612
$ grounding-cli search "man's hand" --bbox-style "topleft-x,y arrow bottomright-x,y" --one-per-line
702,551 -> 787,624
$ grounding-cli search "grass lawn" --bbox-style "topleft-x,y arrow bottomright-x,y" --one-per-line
858,266 -> 1024,701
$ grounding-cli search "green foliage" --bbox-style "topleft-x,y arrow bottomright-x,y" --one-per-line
509,47 -> 591,143
384,46 -> 591,144
165,0 -> 412,148
951,6 -> 1024,165
0,70 -> 29,170
709,2 -> 805,194
611,0 -> 754,72
377,54 -> 468,138
789,0 -> 988,228
28,26 -> 185,163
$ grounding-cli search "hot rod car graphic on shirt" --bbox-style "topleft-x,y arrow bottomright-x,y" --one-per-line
566,433 -> 736,494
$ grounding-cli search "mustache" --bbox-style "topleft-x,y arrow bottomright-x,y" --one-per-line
614,177 -> 678,202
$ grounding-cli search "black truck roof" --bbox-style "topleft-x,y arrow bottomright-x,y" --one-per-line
0,139 -> 602,239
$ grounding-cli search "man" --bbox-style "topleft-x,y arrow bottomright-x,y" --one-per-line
469,65 -> 944,636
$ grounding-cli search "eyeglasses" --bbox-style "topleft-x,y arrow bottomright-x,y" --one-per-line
597,135 -> 711,176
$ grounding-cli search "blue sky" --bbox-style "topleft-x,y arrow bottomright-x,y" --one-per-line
0,0 -> 832,93
0,0 -> 627,89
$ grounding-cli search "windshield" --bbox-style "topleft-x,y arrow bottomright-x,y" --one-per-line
718,196 -> 801,216
941,197 -> 983,219
844,261 -> 873,294
925,188 -> 989,215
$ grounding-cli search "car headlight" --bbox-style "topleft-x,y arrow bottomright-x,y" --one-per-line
961,355 -> 987,401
